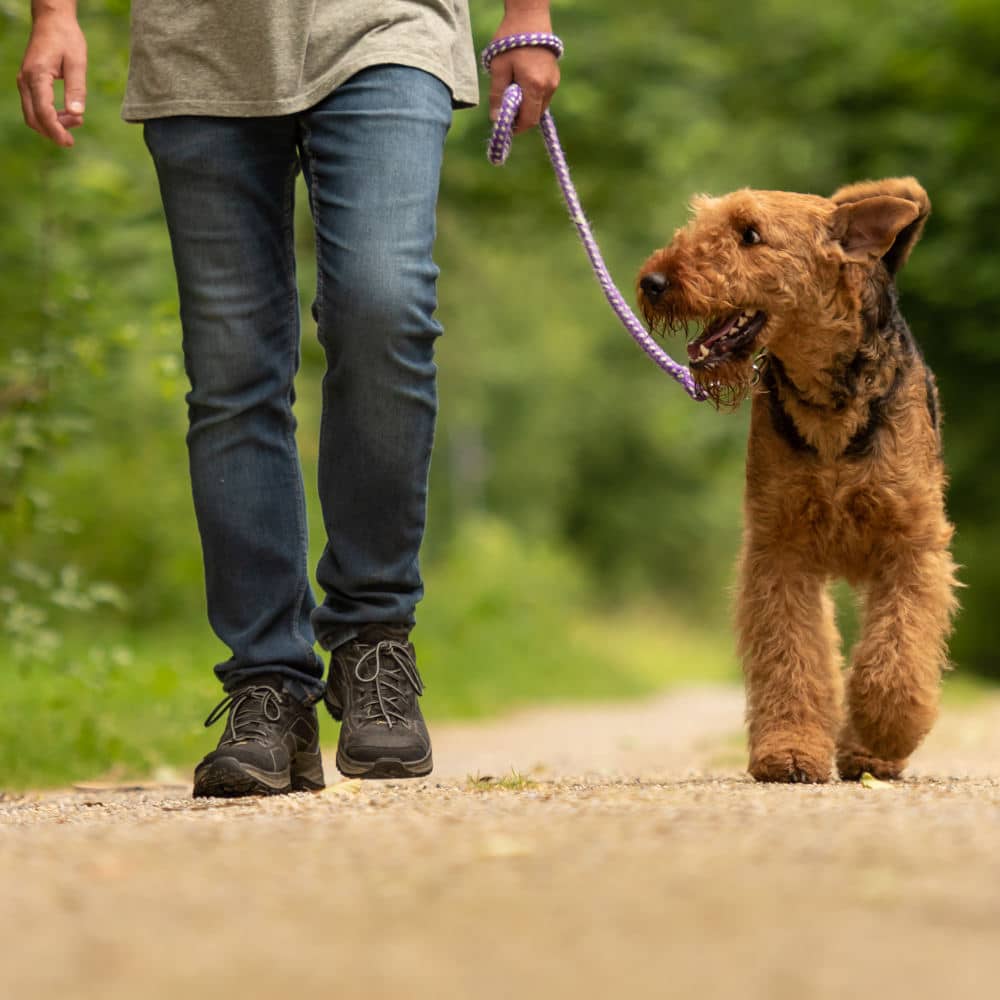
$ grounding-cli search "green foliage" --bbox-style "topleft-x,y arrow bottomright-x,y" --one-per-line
418,516 -> 737,719
2,0 -> 999,788
2,3 -> 184,664
0,517 -> 738,789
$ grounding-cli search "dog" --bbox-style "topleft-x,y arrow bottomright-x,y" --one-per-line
637,178 -> 959,783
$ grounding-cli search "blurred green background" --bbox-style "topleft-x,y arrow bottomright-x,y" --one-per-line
2,0 -> 997,787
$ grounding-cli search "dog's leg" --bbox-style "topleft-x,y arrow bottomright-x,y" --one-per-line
738,545 -> 843,783
837,548 -> 958,780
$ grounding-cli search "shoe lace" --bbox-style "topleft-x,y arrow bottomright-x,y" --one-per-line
203,685 -> 283,743
353,640 -> 425,728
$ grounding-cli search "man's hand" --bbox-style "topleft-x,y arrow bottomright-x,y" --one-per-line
17,6 -> 88,148
488,2 -> 560,134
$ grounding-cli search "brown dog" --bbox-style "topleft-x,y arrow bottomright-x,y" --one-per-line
637,178 -> 958,782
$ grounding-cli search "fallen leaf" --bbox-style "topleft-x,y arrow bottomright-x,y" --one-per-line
324,779 -> 363,796
860,772 -> 892,790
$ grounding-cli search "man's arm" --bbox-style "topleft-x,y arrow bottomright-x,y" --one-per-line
17,0 -> 87,147
488,0 -> 560,134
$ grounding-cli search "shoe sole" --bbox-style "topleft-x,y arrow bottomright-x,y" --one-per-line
193,752 -> 326,798
290,750 -> 326,792
335,747 -> 433,780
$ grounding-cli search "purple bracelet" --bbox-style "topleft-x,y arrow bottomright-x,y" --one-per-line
481,31 -> 565,71
481,34 -> 707,401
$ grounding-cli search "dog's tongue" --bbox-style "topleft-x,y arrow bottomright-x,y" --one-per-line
688,313 -> 739,361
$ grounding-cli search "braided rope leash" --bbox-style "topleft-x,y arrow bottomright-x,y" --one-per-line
482,34 -> 707,402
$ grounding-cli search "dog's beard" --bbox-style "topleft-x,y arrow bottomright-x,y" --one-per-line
642,306 -> 759,410
691,359 -> 756,410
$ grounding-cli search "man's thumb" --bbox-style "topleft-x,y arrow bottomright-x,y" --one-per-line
63,51 -> 87,113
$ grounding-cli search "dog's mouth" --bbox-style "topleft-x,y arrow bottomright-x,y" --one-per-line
687,310 -> 767,368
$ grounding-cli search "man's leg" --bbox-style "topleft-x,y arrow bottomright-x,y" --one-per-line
299,66 -> 452,777
301,67 -> 451,648
144,116 -> 325,795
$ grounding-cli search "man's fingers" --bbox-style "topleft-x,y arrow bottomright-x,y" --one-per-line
514,89 -> 544,133
16,74 -> 41,134
488,55 -> 514,122
17,16 -> 88,147
490,48 -> 560,133
28,72 -> 61,140
57,110 -> 84,129
28,71 -> 71,145
63,48 -> 87,114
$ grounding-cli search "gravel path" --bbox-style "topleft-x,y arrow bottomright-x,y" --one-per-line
4,686 -> 999,1000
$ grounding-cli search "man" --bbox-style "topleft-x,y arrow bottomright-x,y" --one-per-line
18,0 -> 559,796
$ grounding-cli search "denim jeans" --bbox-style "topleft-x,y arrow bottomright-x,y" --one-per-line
143,66 -> 452,703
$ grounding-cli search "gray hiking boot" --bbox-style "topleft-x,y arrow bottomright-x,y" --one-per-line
324,625 -> 433,779
193,677 -> 325,798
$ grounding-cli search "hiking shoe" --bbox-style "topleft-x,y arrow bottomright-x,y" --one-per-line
193,677 -> 325,798
324,625 -> 433,779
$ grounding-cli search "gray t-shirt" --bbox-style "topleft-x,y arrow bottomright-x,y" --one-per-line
122,0 -> 479,121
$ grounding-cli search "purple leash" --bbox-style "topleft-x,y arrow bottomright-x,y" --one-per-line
482,34 -> 707,402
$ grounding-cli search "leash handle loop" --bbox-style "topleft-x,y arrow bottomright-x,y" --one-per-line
481,35 -> 707,402
482,33 -> 563,166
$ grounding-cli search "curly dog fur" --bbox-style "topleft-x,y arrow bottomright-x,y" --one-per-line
637,178 -> 959,783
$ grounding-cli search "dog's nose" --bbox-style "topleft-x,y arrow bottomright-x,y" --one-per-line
640,271 -> 670,302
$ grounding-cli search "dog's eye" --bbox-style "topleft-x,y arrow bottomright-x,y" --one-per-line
741,226 -> 763,246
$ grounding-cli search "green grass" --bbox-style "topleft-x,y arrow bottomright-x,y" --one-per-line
1,612 -> 991,791
1,515 -> 990,790
940,671 -> 995,707
416,519 -> 738,720
1,628 -> 224,790
467,770 -> 538,791
0,517 -> 741,790
0,604 -> 738,791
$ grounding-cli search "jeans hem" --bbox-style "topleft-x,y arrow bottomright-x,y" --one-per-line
217,663 -> 327,706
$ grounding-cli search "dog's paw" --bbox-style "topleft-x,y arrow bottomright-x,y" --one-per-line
836,747 -> 906,782
845,705 -> 934,763
748,746 -> 832,784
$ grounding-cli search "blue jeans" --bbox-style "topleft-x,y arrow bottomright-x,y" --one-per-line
143,66 -> 452,703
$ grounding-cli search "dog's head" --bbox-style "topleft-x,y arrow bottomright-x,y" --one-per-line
637,178 -> 930,407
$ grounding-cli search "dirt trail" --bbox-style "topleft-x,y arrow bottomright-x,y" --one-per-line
3,687 -> 999,1000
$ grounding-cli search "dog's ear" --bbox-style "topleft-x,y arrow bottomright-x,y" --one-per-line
830,178 -> 930,274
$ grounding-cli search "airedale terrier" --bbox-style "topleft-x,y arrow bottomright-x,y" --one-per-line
637,177 -> 959,783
